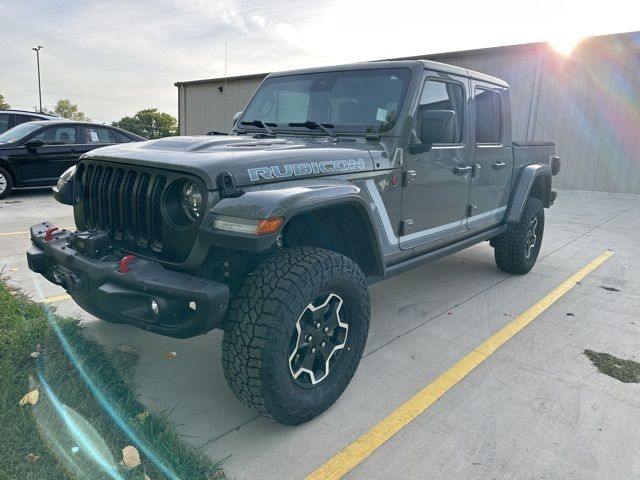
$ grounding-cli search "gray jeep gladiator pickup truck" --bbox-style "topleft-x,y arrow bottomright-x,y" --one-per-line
27,60 -> 560,425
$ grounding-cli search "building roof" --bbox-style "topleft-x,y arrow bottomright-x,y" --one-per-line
174,30 -> 640,87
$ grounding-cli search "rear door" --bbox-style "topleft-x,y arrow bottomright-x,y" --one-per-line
466,82 -> 512,230
399,74 -> 470,250
81,125 -> 118,153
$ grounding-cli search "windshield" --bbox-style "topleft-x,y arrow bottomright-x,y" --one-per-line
0,122 -> 42,144
239,68 -> 412,134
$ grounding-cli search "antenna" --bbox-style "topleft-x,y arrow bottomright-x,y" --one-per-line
224,42 -> 228,130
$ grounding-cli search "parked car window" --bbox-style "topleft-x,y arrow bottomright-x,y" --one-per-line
418,80 -> 464,144
85,126 -> 116,144
0,122 -> 41,143
475,88 -> 502,144
114,130 -> 134,143
14,115 -> 42,127
32,126 -> 78,145
0,114 -> 9,134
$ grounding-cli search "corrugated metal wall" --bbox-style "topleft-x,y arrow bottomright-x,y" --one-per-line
436,34 -> 640,193
177,32 -> 640,193
178,78 -> 263,135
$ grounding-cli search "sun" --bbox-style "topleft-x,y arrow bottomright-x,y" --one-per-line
548,33 -> 585,55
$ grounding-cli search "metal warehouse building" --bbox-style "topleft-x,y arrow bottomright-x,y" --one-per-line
175,31 -> 640,193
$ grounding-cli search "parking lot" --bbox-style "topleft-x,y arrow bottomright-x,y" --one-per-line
2,188 -> 639,479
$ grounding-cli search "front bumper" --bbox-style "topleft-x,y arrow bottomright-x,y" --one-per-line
26,222 -> 229,338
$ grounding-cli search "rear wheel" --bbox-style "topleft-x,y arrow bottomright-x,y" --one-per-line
0,167 -> 13,200
493,196 -> 544,274
222,247 -> 370,425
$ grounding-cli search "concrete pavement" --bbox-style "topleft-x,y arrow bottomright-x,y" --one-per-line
1,188 -> 639,479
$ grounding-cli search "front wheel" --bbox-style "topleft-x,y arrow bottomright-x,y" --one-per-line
222,247 -> 370,425
493,196 -> 545,274
0,167 -> 13,200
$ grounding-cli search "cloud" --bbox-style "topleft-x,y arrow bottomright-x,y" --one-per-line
1,0 -> 638,123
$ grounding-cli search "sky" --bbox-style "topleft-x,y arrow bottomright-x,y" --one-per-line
1,0 -> 638,124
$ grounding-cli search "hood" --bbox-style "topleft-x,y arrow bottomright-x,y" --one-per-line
82,135 -> 379,189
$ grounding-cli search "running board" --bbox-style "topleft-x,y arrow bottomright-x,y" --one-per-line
377,225 -> 507,282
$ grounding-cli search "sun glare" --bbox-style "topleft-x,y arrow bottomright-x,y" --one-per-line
548,34 -> 585,55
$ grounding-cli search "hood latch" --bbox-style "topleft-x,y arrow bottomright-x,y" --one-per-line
216,171 -> 244,198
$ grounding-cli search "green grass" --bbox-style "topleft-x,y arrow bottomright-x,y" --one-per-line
0,278 -> 224,480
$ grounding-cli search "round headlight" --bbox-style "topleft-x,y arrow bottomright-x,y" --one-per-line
181,182 -> 203,220
57,165 -> 76,189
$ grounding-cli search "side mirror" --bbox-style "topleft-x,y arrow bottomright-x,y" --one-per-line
25,139 -> 45,148
232,111 -> 243,127
408,143 -> 433,155
407,129 -> 432,155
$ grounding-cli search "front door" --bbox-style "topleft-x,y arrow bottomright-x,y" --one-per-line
16,125 -> 82,185
399,74 -> 470,250
466,82 -> 512,229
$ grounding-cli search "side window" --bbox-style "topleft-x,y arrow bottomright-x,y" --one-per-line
31,126 -> 77,145
417,80 -> 464,144
114,130 -> 134,143
475,88 -> 502,144
0,114 -> 9,133
85,127 -> 116,144
14,115 -> 32,127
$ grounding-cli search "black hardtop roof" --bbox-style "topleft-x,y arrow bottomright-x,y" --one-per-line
266,59 -> 508,87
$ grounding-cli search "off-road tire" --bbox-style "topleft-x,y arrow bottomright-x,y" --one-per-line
222,247 -> 370,425
0,167 -> 13,200
494,196 -> 544,274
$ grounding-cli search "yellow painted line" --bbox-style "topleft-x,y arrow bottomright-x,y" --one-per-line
35,293 -> 72,304
307,250 -> 615,480
0,230 -> 29,237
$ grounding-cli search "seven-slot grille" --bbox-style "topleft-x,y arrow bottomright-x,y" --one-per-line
79,163 -> 167,252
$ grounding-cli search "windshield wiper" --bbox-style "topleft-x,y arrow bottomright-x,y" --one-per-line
240,120 -> 277,134
288,121 -> 335,137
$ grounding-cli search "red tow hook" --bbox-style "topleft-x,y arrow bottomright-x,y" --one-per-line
44,226 -> 59,241
118,255 -> 136,273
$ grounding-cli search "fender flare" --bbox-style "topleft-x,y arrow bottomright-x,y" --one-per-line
504,163 -> 552,224
205,179 -> 386,277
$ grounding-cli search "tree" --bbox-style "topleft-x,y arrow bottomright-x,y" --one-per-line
51,99 -> 90,121
112,108 -> 177,139
0,94 -> 10,110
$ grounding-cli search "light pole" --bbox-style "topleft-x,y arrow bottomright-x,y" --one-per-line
32,46 -> 43,112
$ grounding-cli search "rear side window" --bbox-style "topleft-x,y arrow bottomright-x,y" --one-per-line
85,126 -> 116,144
114,130 -> 134,143
475,88 -> 502,144
14,115 -> 44,126
0,114 -> 9,133
417,79 -> 464,144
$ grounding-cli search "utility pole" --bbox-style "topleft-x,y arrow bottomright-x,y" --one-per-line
32,46 -> 44,112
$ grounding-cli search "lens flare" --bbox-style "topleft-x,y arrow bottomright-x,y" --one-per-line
32,277 -> 181,480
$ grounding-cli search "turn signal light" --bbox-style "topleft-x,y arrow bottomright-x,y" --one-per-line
256,217 -> 284,235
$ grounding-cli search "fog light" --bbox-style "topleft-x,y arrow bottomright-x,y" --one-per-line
149,299 -> 159,316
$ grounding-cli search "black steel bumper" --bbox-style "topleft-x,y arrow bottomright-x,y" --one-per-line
26,222 -> 229,338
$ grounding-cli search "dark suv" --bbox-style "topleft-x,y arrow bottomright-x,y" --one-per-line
0,109 -> 58,134
0,120 -> 146,199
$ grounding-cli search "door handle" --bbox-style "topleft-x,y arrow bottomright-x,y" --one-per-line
492,161 -> 507,169
452,165 -> 472,176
